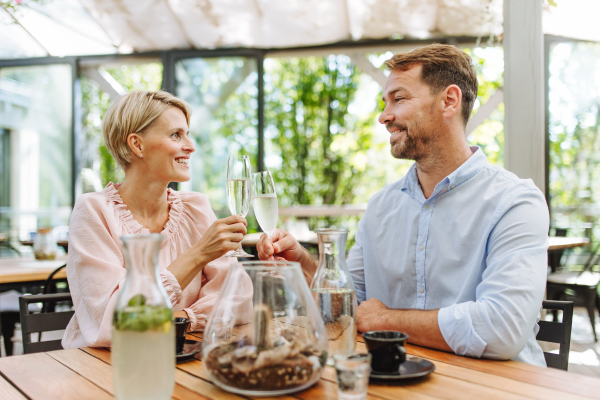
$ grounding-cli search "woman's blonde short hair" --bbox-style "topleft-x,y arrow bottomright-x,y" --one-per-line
102,90 -> 191,168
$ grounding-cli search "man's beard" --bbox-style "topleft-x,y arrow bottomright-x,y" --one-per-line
388,121 -> 430,161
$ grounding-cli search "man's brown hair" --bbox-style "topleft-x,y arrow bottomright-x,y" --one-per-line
384,44 -> 478,126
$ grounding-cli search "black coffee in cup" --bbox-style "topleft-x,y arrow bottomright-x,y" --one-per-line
362,331 -> 409,374
175,317 -> 191,354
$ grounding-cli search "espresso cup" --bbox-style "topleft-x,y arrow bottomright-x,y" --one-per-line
175,317 -> 191,354
362,331 -> 409,374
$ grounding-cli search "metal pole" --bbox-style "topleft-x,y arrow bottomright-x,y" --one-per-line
257,50 -> 265,173
71,58 -> 82,205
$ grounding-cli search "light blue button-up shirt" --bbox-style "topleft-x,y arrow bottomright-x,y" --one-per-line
348,147 -> 549,366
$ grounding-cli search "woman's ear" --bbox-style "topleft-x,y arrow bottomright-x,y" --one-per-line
127,133 -> 144,159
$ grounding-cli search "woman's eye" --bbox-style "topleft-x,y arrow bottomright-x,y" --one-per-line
171,132 -> 180,139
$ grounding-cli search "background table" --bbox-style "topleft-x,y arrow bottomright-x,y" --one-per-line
0,333 -> 598,399
548,237 -> 589,251
0,256 -> 67,292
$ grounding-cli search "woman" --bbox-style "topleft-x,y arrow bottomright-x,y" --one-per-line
62,91 -> 252,348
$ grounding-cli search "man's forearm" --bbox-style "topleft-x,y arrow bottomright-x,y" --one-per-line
360,308 -> 453,353
299,247 -> 318,284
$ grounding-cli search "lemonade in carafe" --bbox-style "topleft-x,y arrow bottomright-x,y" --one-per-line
112,234 -> 175,400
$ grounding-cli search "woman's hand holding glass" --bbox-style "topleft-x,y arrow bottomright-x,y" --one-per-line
195,215 -> 248,262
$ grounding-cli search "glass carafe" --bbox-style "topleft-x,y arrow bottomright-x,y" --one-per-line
112,234 -> 175,400
202,261 -> 328,396
33,227 -> 57,260
310,228 -> 357,363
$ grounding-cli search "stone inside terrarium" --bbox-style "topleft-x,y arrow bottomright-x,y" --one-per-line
205,304 -> 326,391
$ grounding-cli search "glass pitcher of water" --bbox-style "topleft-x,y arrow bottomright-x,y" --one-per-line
112,234 -> 175,400
310,228 -> 357,364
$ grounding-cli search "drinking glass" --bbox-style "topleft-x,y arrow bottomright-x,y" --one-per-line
251,171 -> 278,239
226,155 -> 254,258
334,353 -> 371,400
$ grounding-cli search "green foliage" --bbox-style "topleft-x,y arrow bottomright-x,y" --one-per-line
464,47 -> 504,166
265,55 -> 383,208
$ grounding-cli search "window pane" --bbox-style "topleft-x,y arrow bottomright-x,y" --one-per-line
175,57 -> 258,216
0,64 -> 72,240
549,41 -> 600,243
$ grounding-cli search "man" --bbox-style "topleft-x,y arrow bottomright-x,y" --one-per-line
257,44 -> 549,366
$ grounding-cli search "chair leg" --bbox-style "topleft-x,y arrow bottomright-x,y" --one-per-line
583,289 -> 598,342
0,314 -> 18,356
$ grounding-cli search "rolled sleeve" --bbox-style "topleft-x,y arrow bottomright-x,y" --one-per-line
160,269 -> 183,306
438,304 -> 487,357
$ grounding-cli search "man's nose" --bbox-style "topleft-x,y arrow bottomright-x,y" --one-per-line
378,106 -> 394,125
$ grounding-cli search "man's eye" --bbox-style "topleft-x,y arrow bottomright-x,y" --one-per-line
395,97 -> 404,102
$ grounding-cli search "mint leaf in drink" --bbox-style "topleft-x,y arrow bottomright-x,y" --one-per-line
114,304 -> 172,332
128,294 -> 146,307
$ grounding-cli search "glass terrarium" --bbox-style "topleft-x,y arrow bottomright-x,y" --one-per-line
202,261 -> 328,396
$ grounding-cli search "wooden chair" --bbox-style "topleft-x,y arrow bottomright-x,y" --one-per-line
536,300 -> 574,370
19,293 -> 74,354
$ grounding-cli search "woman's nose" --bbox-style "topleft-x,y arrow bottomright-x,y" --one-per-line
183,136 -> 195,153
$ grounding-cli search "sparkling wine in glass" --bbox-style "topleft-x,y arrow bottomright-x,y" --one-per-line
226,155 -> 254,258
252,171 -> 278,239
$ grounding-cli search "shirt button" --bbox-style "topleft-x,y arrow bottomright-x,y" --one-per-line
425,205 -> 430,210
419,288 -> 424,293
450,185 -> 455,189
419,246 -> 424,251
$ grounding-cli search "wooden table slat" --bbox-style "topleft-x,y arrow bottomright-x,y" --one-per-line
47,348 -> 115,395
0,375 -> 27,400
405,343 -> 600,396
0,352 -> 113,400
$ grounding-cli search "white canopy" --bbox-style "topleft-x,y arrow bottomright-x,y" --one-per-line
0,0 -> 597,60
3,0 -> 504,59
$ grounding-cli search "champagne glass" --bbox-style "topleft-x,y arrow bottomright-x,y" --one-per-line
251,171 -> 278,239
226,155 -> 254,258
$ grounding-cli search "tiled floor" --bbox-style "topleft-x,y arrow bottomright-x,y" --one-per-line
560,307 -> 600,377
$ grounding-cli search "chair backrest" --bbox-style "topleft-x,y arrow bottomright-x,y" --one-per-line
537,300 -> 573,370
19,293 -> 74,354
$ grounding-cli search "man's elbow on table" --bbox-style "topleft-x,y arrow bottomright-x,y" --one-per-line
439,303 -> 532,361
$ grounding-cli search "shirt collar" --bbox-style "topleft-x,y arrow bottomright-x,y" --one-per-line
401,146 -> 487,195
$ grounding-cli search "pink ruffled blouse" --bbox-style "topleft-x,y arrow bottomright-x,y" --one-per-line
62,182 -> 252,349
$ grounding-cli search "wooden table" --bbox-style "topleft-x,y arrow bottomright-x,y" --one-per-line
0,256 -> 67,291
0,333 -> 598,399
548,237 -> 590,251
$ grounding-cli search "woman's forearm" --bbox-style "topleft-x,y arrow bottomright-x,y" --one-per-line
167,248 -> 209,291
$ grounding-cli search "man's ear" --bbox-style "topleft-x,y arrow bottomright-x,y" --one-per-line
441,84 -> 462,120
127,133 -> 143,158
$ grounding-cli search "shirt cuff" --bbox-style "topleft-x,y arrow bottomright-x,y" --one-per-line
438,304 -> 487,358
160,269 -> 183,306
